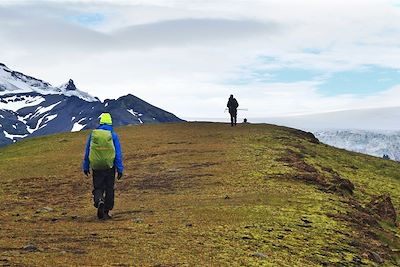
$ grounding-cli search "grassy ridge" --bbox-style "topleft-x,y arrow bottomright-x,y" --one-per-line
0,122 -> 399,266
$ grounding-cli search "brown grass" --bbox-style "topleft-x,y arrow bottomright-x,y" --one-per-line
0,122 -> 399,266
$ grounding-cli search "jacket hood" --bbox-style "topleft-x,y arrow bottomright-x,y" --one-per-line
98,124 -> 113,131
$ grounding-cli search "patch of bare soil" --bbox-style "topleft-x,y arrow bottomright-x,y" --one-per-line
277,148 -> 354,195
3,175 -> 90,209
287,129 -> 320,144
328,196 -> 399,263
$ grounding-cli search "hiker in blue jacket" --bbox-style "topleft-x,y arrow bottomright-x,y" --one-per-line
83,113 -> 124,220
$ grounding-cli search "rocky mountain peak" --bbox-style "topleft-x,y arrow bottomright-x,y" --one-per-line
0,62 -> 183,147
65,79 -> 77,91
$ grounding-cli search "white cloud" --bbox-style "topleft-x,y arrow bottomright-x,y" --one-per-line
1,0 -> 400,119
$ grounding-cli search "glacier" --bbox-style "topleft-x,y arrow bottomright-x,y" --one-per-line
313,130 -> 400,161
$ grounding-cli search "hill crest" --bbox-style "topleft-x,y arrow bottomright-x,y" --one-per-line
0,122 -> 398,265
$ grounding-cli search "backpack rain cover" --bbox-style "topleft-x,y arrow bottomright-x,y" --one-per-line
89,129 -> 116,170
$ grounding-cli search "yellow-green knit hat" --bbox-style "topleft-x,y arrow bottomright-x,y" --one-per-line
99,113 -> 112,125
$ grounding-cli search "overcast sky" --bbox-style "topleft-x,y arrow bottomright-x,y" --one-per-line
1,0 -> 400,119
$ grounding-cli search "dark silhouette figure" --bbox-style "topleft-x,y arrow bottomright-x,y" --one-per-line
227,94 -> 239,126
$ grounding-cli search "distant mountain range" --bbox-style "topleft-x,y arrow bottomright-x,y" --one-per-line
0,63 -> 183,146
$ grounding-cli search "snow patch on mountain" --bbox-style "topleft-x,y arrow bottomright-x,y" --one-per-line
72,118 -> 87,132
27,116 -> 46,133
45,114 -> 58,123
32,101 -> 62,118
72,123 -> 86,132
17,113 -> 32,124
0,95 -> 45,112
3,130 -> 28,141
27,114 -> 59,134
127,109 -> 142,117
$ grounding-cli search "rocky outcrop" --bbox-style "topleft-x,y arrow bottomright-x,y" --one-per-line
366,194 -> 397,225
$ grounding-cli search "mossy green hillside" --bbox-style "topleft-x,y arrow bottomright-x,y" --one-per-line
0,122 -> 399,266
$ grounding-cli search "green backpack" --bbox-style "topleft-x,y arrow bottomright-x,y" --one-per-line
89,130 -> 116,170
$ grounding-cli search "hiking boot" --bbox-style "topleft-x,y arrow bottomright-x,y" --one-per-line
104,211 -> 112,220
97,200 -> 105,219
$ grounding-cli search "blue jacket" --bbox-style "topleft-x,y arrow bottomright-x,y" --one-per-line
82,124 -> 124,173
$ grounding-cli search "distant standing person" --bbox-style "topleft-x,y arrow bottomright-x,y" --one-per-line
227,94 -> 239,126
83,113 -> 124,220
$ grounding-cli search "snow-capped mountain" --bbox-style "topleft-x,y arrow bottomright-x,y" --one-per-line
314,130 -> 400,161
0,63 -> 98,102
0,63 -> 183,147
58,79 -> 99,102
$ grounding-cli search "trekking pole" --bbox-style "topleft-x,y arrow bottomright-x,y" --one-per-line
225,108 -> 249,112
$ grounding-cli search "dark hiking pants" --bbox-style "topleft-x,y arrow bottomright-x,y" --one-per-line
230,111 -> 237,126
92,167 -> 116,212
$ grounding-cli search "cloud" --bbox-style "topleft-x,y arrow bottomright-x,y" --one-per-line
0,4 -> 278,53
1,0 -> 400,120
0,7 -> 109,53
112,19 -> 278,48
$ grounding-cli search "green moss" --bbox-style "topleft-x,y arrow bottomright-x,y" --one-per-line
0,123 -> 399,266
